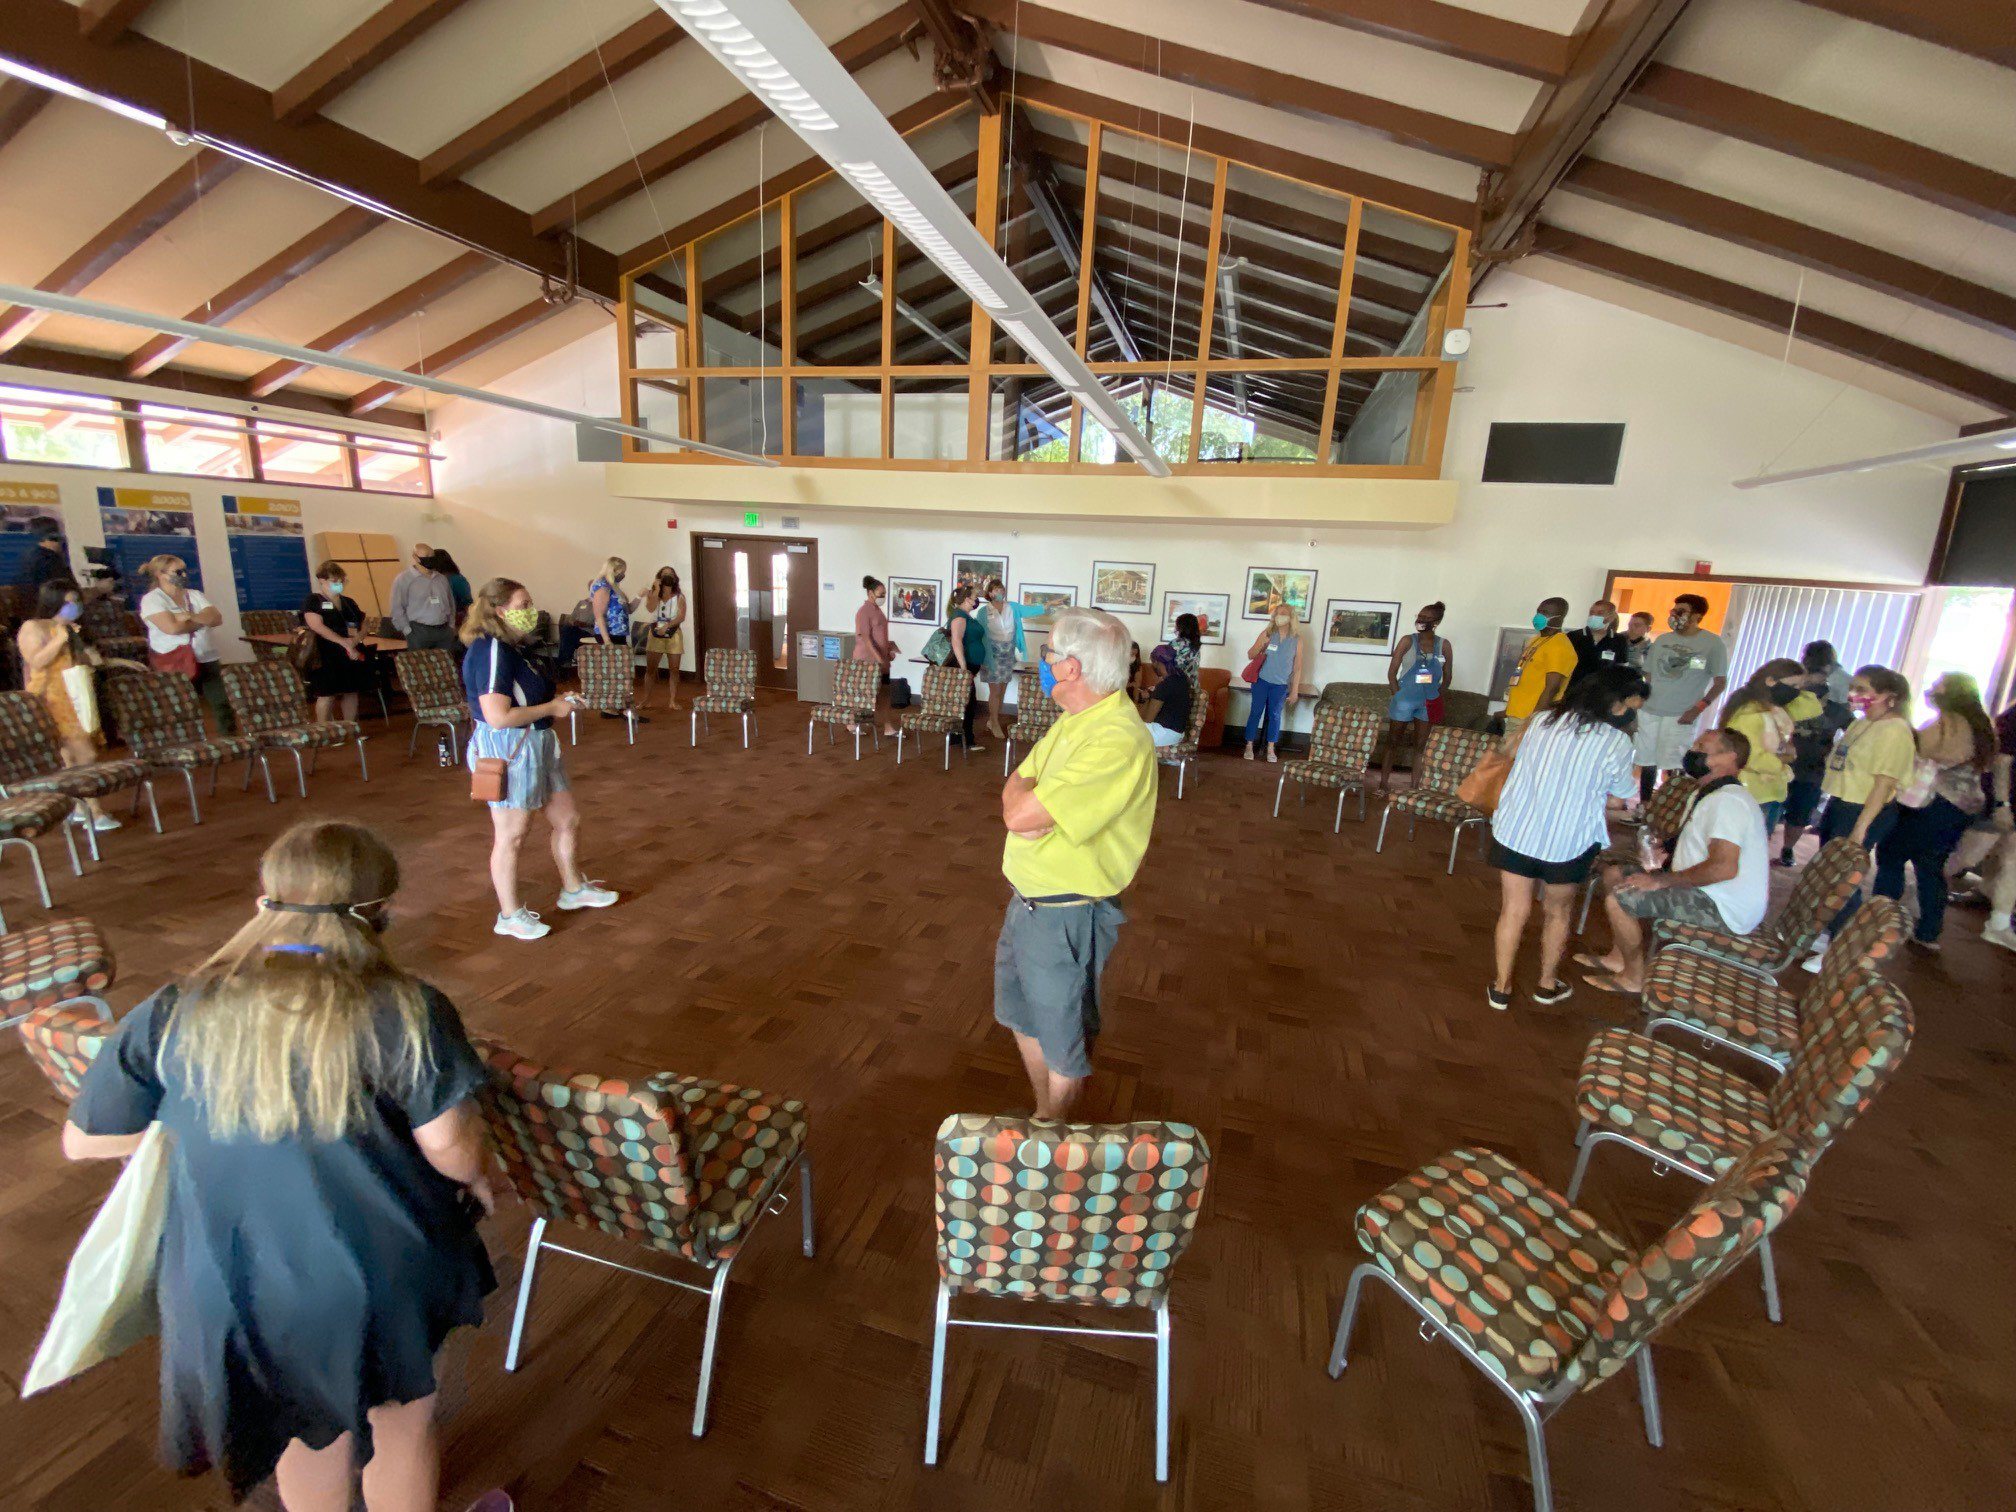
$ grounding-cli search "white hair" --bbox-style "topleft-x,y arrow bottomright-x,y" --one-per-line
1049,607 -> 1131,695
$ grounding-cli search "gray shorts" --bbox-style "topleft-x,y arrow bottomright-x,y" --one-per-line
468,724 -> 570,811
993,895 -> 1125,1079
1610,870 -> 1727,928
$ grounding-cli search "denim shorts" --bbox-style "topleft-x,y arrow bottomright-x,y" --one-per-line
467,725 -> 570,811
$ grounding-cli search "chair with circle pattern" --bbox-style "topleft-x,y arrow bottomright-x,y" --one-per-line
0,916 -> 114,1035
1275,705 -> 1381,829
1374,725 -> 1493,873
925,1113 -> 1213,1482
1001,669 -> 1059,776
805,658 -> 882,759
899,665 -> 974,771
1565,947 -> 1911,1323
1651,837 -> 1868,977
220,660 -> 369,797
16,998 -> 114,1100
569,642 -> 638,745
0,791 -> 80,929
238,609 -> 297,662
471,1037 -> 812,1437
104,668 -> 274,823
391,649 -> 471,765
1329,1133 -> 1807,1512
1157,672 -> 1210,799
1576,774 -> 1702,931
690,647 -> 758,748
0,691 -> 162,851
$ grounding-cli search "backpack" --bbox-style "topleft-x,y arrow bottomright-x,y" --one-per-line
921,626 -> 954,666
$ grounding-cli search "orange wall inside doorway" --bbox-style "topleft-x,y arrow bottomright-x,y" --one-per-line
1608,575 -> 1732,633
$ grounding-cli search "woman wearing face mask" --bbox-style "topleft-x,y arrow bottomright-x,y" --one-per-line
1378,602 -> 1451,794
1804,664 -> 1916,964
461,577 -> 614,941
637,565 -> 686,712
1777,640 -> 1854,865
139,552 -> 234,733
15,578 -> 145,830
300,560 -> 371,726
586,556 -> 631,648
1718,657 -> 1809,842
852,576 -> 902,739
1873,672 -> 1995,951
979,577 -> 1035,741
943,582 -> 986,752
1243,605 -> 1304,762
60,820 -> 511,1512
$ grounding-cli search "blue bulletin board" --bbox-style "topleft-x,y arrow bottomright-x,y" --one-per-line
97,486 -> 201,608
224,495 -> 311,611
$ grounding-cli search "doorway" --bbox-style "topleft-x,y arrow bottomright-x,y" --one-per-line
691,532 -> 819,690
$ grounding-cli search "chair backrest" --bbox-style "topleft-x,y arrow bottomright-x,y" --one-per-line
17,1001 -> 111,1102
1566,1132 -> 1807,1396
831,658 -> 880,711
919,664 -> 973,719
392,648 -> 464,714
703,647 -> 757,696
1310,705 -> 1380,770
1779,839 -> 1871,950
1820,892 -> 1906,977
103,668 -> 208,752
1012,669 -> 1059,736
1180,671 -> 1208,743
221,660 -> 311,734
932,1113 -> 1212,1307
80,598 -> 133,640
240,609 -> 295,638
1644,774 -> 1699,845
1771,958 -> 1913,1157
0,692 -> 64,782
1417,725 -> 1492,795
574,643 -> 633,711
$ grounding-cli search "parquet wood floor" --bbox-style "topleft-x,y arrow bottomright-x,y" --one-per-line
2,694 -> 2012,1511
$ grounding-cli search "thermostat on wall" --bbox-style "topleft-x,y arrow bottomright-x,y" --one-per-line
1441,327 -> 1472,360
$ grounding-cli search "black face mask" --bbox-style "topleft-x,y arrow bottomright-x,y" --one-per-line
1680,750 -> 1712,779
1769,683 -> 1799,706
1603,707 -> 1639,733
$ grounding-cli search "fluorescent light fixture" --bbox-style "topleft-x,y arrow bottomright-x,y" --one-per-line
0,53 -> 169,131
0,282 -> 776,466
656,0 -> 1169,477
1734,424 -> 2016,488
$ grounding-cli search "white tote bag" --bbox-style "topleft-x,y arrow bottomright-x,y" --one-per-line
24,1123 -> 172,1395
60,662 -> 100,735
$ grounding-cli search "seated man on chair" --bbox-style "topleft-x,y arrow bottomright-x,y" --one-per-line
1582,727 -> 1769,995
1139,644 -> 1190,752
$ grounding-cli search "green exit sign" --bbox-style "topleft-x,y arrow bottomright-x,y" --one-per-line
743,509 -> 763,528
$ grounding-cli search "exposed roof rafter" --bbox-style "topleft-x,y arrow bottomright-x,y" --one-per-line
1240,0 -> 1574,81
244,249 -> 491,397
1793,1 -> 2016,69
274,0 -> 477,125
77,0 -> 154,45
348,296 -> 573,414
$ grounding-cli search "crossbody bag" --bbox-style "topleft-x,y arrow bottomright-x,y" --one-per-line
470,727 -> 530,803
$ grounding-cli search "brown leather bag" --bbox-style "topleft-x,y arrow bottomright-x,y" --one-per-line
470,728 -> 529,803
1456,748 -> 1512,815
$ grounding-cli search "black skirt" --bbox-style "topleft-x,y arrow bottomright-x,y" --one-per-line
1489,838 -> 1601,885
304,641 -> 375,698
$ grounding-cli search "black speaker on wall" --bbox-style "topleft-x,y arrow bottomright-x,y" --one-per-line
1481,422 -> 1626,485
1932,469 -> 2016,588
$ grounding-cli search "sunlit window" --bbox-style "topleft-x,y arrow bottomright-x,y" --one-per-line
140,403 -> 253,478
256,421 -> 354,488
0,385 -> 127,468
355,438 -> 431,495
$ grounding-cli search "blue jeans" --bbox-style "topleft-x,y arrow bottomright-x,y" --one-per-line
1874,795 -> 1972,943
1245,679 -> 1289,744
1759,800 -> 1784,843
1817,796 -> 1899,935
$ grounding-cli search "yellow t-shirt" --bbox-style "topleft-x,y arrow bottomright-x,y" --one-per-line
1725,703 -> 1791,804
1503,632 -> 1580,721
1822,715 -> 1916,805
1002,689 -> 1157,899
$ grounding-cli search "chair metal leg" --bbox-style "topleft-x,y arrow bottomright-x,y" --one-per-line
1334,789 -> 1347,833
180,769 -> 202,824
799,1151 -> 816,1257
1177,759 -> 1187,799
1154,1299 -> 1172,1483
691,1257 -> 735,1437
1376,803 -> 1394,853
408,721 -> 421,757
1446,825 -> 1462,875
1636,1346 -> 1664,1447
807,721 -> 815,755
896,730 -> 905,765
1578,873 -> 1596,933
942,732 -> 951,771
1565,1127 -> 1600,1203
4,836 -> 53,907
61,818 -> 82,877
503,1215 -> 548,1372
691,709 -> 699,746
740,712 -> 749,749
289,748 -> 309,798
1516,1396 -> 1556,1512
256,753 -> 277,804
80,812 -> 101,864
141,781 -> 160,833
923,1282 -> 950,1466
356,738 -> 370,782
626,712 -> 636,745
1002,740 -> 1011,776
1273,776 -> 1286,817
569,709 -> 578,747
1758,1237 -> 1783,1324
1327,1263 -> 1372,1376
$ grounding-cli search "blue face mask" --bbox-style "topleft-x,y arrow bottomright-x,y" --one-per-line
1586,614 -> 1609,632
1532,612 -> 1553,631
1039,656 -> 1058,697
56,601 -> 82,623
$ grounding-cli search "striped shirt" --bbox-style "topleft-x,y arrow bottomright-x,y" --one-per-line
1492,714 -> 1637,863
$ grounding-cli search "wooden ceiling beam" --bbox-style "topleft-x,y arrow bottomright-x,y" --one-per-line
1239,0 -> 1574,81
0,79 -> 51,151
538,8 -> 916,235
964,0 -> 1517,167
244,249 -> 491,397
1563,157 -> 2016,338
1792,2 -> 2015,68
420,12 -> 684,185
125,205 -> 382,377
348,296 -> 573,414
1534,224 -> 2016,414
1631,64 -> 2016,231
0,147 -> 238,355
77,0 -> 154,44
274,0 -> 478,125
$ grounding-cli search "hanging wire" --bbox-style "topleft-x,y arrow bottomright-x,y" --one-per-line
1163,87 -> 1197,392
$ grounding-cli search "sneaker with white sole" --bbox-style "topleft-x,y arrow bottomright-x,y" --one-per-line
494,908 -> 550,940
91,813 -> 123,832
557,881 -> 618,910
1983,922 -> 2016,955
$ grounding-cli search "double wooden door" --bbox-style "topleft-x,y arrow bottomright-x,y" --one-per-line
691,532 -> 819,690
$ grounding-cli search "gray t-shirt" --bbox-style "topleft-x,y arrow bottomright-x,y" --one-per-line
1643,628 -> 1729,715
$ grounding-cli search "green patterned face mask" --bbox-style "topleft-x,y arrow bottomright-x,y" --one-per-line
499,607 -> 539,633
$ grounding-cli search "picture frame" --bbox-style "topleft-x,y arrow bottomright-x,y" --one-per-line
1244,566 -> 1318,622
952,553 -> 1008,601
1017,582 -> 1077,618
887,576 -> 941,625
1320,598 -> 1402,656
1091,560 -> 1155,615
1160,590 -> 1230,646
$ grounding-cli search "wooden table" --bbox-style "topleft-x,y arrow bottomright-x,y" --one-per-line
242,631 -> 408,654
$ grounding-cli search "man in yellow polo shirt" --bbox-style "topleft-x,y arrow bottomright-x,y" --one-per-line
1501,596 -> 1578,744
997,606 -> 1157,1120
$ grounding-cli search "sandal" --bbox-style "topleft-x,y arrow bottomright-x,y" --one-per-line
1583,972 -> 1640,996
1570,952 -> 1616,973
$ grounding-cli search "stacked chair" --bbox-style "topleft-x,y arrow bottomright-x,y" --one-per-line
1578,773 -> 1699,930
0,792 -> 81,930
240,608 -> 296,662
392,649 -> 471,764
105,668 -> 275,822
1158,672 -> 1209,799
1649,836 -> 1868,979
806,659 -> 881,758
16,995 -> 113,1100
221,661 -> 369,797
1000,669 -> 1059,774
923,1114 -> 1212,1483
1273,705 -> 1380,829
690,648 -> 758,748
0,916 -> 114,1036
0,691 -> 161,855
570,642 -> 639,744
898,665 -> 973,769
80,599 -> 149,664
473,1039 -> 812,1437
1373,725 -> 1492,873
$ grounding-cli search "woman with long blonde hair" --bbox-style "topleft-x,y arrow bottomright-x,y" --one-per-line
63,821 -> 505,1512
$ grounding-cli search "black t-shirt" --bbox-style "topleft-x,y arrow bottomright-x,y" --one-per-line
463,633 -> 556,730
18,544 -> 67,589
1150,671 -> 1191,732
300,591 -> 363,637
1566,627 -> 1631,682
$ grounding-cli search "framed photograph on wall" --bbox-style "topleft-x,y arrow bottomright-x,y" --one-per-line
1161,590 -> 1230,645
952,553 -> 1008,600
1018,582 -> 1077,618
1244,566 -> 1318,622
887,576 -> 941,625
1091,560 -> 1155,614
1321,598 -> 1402,656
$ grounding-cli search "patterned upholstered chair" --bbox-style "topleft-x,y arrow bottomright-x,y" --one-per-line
472,1039 -> 812,1437
899,665 -> 974,770
0,691 -> 161,854
391,649 -> 471,764
1567,953 -> 1911,1323
1274,705 -> 1380,829
104,668 -> 274,823
807,659 -> 882,758
1001,669 -> 1059,775
0,917 -> 114,1034
1330,1134 -> 1807,1512
17,998 -> 113,1100
1651,837 -> 1868,978
220,661 -> 369,797
239,609 -> 297,662
690,647 -> 758,748
1638,894 -> 1904,1075
569,642 -> 638,745
1158,673 -> 1210,799
1578,774 -> 1700,930
925,1114 -> 1212,1482
1373,725 -> 1492,874
81,600 -> 149,665
0,792 -> 80,929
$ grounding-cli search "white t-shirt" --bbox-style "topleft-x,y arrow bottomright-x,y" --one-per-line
1673,782 -> 1770,934
139,586 -> 221,663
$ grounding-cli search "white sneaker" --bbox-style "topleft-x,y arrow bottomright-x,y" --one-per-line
1983,923 -> 2016,955
494,908 -> 550,940
92,813 -> 123,832
557,881 -> 618,910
